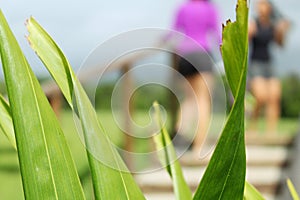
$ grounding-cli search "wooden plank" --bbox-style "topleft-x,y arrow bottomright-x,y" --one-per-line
179,146 -> 289,167
205,134 -> 294,146
143,192 -> 275,200
135,166 -> 282,194
121,63 -> 134,170
42,48 -> 159,95
245,133 -> 295,146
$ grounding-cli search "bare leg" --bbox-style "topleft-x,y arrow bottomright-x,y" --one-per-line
266,78 -> 281,133
249,77 -> 268,132
191,73 -> 214,155
175,77 -> 199,137
175,72 -> 213,156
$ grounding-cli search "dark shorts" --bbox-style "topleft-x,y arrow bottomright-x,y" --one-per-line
177,51 -> 213,77
248,61 -> 275,79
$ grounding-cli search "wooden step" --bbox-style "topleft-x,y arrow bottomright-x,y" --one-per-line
135,134 -> 295,199
245,133 -> 294,146
206,133 -> 294,146
135,166 -> 282,195
143,192 -> 275,200
179,145 -> 289,167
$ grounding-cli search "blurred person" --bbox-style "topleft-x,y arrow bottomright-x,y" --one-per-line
248,0 -> 290,134
166,0 -> 221,156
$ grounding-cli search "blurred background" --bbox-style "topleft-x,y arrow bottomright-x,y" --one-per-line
0,0 -> 300,199
1,0 -> 299,77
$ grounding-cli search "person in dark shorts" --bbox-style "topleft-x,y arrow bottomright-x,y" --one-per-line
177,51 -> 213,77
169,0 -> 221,156
248,0 -> 290,133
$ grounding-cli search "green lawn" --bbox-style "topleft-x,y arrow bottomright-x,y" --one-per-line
245,117 -> 299,136
0,109 -> 298,199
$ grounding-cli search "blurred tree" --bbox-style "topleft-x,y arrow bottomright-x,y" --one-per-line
281,74 -> 300,118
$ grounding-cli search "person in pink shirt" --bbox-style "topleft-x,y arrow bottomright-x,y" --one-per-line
170,0 -> 221,156
172,0 -> 221,55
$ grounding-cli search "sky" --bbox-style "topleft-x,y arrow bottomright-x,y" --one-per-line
1,0 -> 299,77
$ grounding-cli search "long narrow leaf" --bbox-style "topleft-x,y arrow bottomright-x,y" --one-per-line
193,0 -> 248,199
27,17 -> 145,199
0,10 -> 85,199
287,179 -> 300,200
222,0 -> 249,97
152,102 -> 192,200
26,19 -> 73,107
0,95 -> 16,149
244,181 -> 265,200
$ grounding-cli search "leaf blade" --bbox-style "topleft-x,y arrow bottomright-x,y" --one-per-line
26,18 -> 73,107
0,95 -> 16,149
222,0 -> 249,97
152,102 -> 192,200
27,17 -> 145,200
0,10 -> 85,199
193,0 -> 249,199
244,181 -> 265,200
287,179 -> 300,200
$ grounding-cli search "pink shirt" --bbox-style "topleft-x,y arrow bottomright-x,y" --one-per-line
172,0 -> 221,54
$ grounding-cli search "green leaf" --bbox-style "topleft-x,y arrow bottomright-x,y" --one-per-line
0,95 -> 16,149
244,181 -> 265,200
26,18 -> 73,108
222,0 -> 249,98
193,0 -> 248,199
26,17 -> 145,200
287,179 -> 300,200
0,10 -> 85,199
152,102 -> 192,200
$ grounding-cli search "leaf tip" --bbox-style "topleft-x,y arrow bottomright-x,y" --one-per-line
226,19 -> 232,25
25,16 -> 33,28
153,101 -> 159,107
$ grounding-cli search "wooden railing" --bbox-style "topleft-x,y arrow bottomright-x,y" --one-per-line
43,47 -> 177,159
